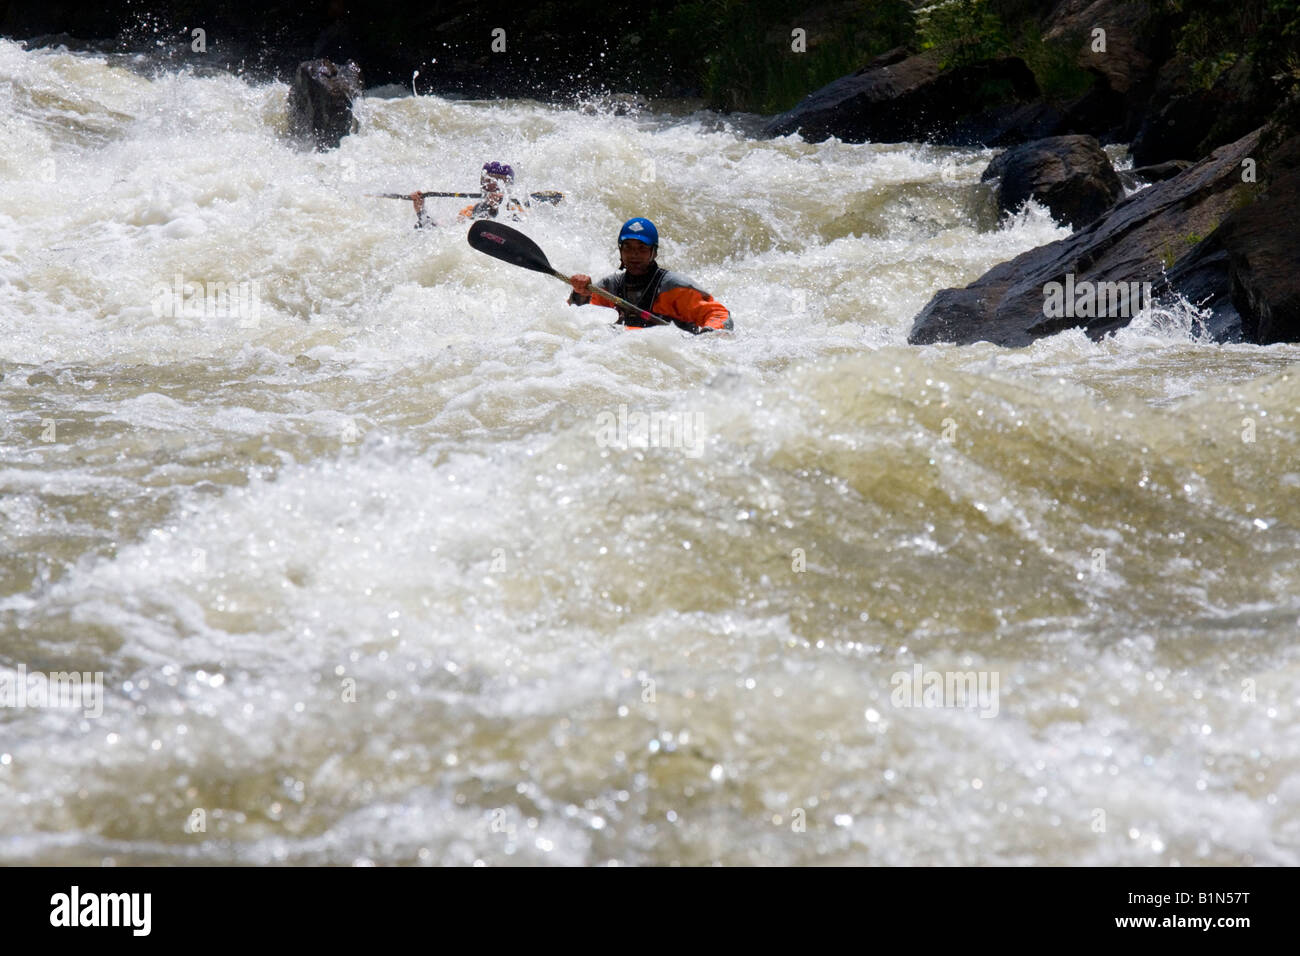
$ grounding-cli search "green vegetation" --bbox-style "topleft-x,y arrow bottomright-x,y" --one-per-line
1011,20 -> 1095,101
50,0 -> 1300,122
639,0 -> 1288,113
647,0 -> 915,113
915,0 -> 1093,102
1157,0 -> 1300,92
641,0 -> 1094,112
916,0 -> 1009,69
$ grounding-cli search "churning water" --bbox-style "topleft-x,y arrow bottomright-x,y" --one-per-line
2,39 -> 1298,864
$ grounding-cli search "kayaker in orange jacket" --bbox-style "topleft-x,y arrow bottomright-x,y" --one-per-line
567,218 -> 733,333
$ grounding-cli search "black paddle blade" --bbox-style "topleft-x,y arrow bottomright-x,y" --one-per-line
467,220 -> 556,276
528,191 -> 564,204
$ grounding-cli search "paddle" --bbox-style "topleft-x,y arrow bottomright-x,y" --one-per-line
370,190 -> 565,204
466,220 -> 674,327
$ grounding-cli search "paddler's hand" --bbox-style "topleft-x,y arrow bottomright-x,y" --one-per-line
569,274 -> 592,296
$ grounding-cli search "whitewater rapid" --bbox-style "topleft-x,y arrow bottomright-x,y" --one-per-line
2,39 -> 1298,865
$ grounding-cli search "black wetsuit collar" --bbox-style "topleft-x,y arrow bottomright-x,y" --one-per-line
615,266 -> 666,326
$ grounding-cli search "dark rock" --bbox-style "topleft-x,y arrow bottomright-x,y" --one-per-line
288,59 -> 363,150
1119,159 -> 1192,188
761,50 -> 1040,145
1131,88 -> 1210,166
1045,0 -> 1157,96
1158,243 -> 1241,341
909,127 -> 1263,346
962,84 -> 1136,147
21,32 -> 87,50
1212,135 -> 1300,343
1061,84 -> 1131,135
948,100 -> 1065,148
1131,57 -> 1277,167
862,46 -> 912,71
1158,133 -> 1300,343
1042,0 -> 1182,145
980,134 -> 1123,229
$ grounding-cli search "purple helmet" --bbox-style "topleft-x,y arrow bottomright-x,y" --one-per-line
482,161 -> 515,183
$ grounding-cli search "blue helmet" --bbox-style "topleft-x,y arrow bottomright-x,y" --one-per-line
618,217 -> 658,247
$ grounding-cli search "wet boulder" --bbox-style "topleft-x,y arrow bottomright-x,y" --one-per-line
288,58 -> 363,150
1119,159 -> 1192,188
981,134 -> 1123,229
1200,134 -> 1300,343
761,48 -> 1040,145
1125,131 -> 1299,343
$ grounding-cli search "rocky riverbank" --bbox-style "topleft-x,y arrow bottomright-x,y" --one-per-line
763,1 -> 1300,345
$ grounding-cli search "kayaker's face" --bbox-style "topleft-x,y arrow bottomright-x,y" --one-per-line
619,240 -> 654,275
